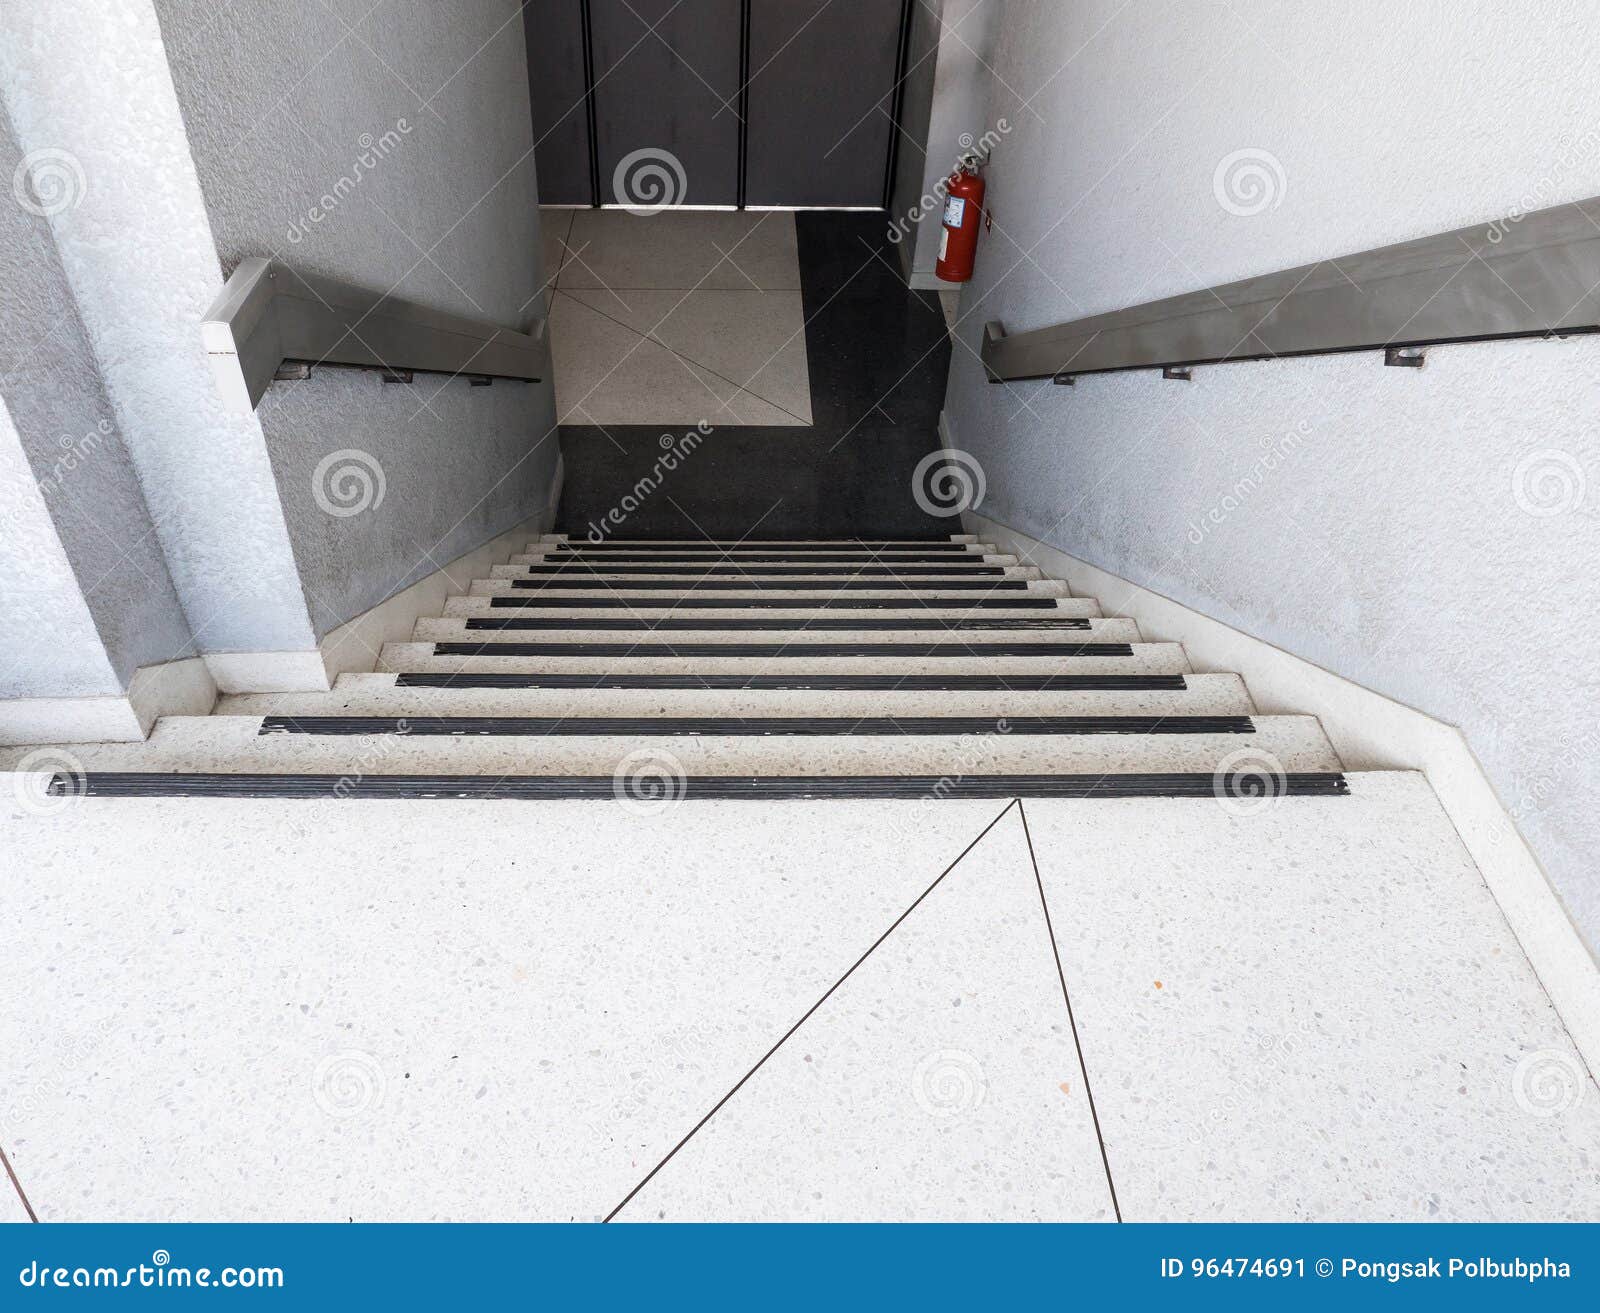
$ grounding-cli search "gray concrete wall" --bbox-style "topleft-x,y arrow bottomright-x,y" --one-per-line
0,399 -> 119,699
942,0 -> 1600,953
152,0 -> 560,639
0,100 -> 195,697
0,0 -> 318,661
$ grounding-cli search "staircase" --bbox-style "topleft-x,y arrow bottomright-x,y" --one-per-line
20,533 -> 1350,802
10,531 -> 1600,1224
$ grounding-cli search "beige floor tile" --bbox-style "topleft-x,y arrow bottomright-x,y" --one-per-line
560,209 -> 801,291
550,292 -> 800,427
560,287 -> 811,423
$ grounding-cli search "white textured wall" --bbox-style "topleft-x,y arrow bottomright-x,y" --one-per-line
0,100 -> 195,694
152,0 -> 560,637
0,0 -> 317,658
944,0 -> 1600,951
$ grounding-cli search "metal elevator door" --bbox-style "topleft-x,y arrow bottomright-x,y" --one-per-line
523,0 -> 910,208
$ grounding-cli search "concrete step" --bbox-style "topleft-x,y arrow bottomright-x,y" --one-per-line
410,617 -> 1143,643
525,546 -> 1016,564
1,713 -> 1340,776
441,595 -> 1103,619
468,579 -> 1073,598
375,641 -> 1191,676
216,672 -> 1256,719
539,534 -> 981,545
505,556 -> 1037,578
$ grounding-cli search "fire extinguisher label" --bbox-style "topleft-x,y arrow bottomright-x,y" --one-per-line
943,196 -> 968,228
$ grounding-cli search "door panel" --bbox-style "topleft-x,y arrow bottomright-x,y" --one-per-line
591,0 -> 743,207
524,0 -> 595,205
745,0 -> 906,207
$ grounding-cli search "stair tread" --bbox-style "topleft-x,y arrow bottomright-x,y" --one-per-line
216,672 -> 1256,718
4,714 -> 1340,774
488,575 -> 1053,593
258,714 -> 1256,736
506,560 -> 1023,576
445,596 -> 1101,617
415,618 -> 1134,640
528,549 -> 1012,563
425,641 -> 1139,658
376,641 -> 1189,675
472,580 -> 1073,597
539,536 -> 979,545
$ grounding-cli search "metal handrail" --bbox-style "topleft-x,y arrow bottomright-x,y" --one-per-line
980,194 -> 1600,384
201,258 -> 545,412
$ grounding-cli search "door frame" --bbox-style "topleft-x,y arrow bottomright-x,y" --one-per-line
566,0 -> 915,211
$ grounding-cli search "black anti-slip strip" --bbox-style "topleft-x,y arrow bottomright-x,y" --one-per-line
57,772 -> 1350,801
394,673 -> 1188,691
542,553 -> 981,565
551,540 -> 966,549
511,565 -> 1005,577
489,596 -> 1059,610
430,641 -> 1135,658
258,715 -> 1256,737
508,579 -> 1028,591
465,616 -> 1093,632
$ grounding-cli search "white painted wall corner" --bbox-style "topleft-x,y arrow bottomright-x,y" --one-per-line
0,655 -> 217,746
957,494 -> 1600,1081
317,508 -> 554,684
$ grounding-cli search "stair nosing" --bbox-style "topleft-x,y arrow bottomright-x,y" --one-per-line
257,714 -> 1257,737
55,772 -> 1351,801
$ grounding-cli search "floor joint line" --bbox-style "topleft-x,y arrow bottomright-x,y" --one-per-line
0,1141 -> 38,1223
603,798 -> 1021,1221
1016,798 -> 1123,1222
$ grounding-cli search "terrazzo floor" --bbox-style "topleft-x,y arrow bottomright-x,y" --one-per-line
1,774 -> 1596,1222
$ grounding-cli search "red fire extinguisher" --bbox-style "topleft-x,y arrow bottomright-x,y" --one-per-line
936,157 -> 985,283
